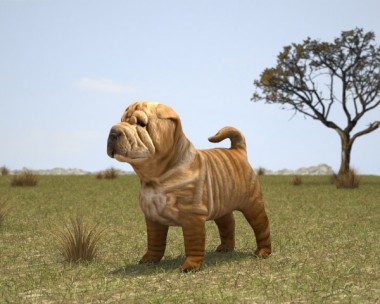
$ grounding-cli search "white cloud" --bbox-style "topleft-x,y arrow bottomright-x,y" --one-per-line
74,77 -> 138,94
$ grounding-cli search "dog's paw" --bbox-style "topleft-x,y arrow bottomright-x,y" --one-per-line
139,252 -> 163,264
215,244 -> 234,253
254,247 -> 271,258
180,256 -> 203,272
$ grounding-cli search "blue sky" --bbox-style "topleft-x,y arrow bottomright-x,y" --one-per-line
1,0 -> 379,174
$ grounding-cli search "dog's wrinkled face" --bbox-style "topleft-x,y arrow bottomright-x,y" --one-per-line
107,101 -> 179,164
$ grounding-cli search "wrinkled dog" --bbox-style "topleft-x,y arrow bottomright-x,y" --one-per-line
107,101 -> 271,271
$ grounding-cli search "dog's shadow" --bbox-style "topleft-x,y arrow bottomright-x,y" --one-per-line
110,250 -> 257,276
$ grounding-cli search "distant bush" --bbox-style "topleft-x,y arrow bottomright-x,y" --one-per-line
1,166 -> 10,176
54,216 -> 104,263
0,200 -> 9,226
292,176 -> 303,186
96,168 -> 119,180
257,167 -> 266,176
333,169 -> 361,189
10,170 -> 39,187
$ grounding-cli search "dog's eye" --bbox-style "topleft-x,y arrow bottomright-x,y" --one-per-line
137,120 -> 146,128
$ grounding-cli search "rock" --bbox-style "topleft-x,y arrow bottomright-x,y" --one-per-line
11,167 -> 91,175
294,164 -> 334,175
255,164 -> 334,175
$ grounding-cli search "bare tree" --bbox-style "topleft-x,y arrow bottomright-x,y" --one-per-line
252,28 -> 380,174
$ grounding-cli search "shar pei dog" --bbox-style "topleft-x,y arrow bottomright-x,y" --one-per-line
107,101 -> 271,271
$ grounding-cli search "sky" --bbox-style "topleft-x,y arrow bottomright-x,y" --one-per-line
1,0 -> 379,174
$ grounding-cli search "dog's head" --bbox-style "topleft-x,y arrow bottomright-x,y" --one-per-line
107,101 -> 182,166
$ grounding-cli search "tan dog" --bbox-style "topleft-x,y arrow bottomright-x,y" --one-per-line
107,101 -> 271,271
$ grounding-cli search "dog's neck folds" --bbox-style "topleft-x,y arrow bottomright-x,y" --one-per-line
132,134 -> 196,183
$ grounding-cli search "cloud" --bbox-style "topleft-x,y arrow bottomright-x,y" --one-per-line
74,77 -> 138,94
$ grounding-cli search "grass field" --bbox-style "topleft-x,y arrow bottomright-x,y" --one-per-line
1,174 -> 379,303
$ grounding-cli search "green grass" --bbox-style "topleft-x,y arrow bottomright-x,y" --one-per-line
1,175 -> 379,303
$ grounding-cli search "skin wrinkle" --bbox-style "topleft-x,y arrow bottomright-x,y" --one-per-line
107,101 -> 271,271
204,151 -> 223,219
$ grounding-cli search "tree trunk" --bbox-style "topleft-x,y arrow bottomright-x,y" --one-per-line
338,132 -> 353,175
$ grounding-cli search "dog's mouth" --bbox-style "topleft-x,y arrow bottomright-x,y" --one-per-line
114,153 -> 130,162
114,152 -> 148,162
108,146 -> 150,162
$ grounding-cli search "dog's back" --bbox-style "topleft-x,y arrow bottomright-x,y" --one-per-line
198,127 -> 261,220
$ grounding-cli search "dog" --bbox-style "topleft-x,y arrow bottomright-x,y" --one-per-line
107,101 -> 271,271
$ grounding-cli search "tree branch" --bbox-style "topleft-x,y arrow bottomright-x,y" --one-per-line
286,86 -> 342,130
341,72 -> 353,124
350,121 -> 380,144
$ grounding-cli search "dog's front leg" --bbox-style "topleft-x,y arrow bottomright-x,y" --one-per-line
181,216 -> 206,272
140,217 -> 169,264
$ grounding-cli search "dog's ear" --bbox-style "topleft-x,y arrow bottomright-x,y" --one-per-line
156,104 -> 184,140
156,104 -> 179,121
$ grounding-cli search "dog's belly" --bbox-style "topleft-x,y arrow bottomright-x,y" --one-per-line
139,178 -> 249,227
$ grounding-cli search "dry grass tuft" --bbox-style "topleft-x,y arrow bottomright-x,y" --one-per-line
1,166 -> 10,176
96,167 -> 119,180
333,169 -> 361,189
292,175 -> 303,186
10,170 -> 39,187
0,201 -> 9,226
54,216 -> 104,263
257,167 -> 266,176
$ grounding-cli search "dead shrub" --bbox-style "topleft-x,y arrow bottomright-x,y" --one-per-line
10,170 -> 39,187
55,216 -> 104,263
333,169 -> 361,189
104,167 -> 119,179
257,167 -> 266,176
1,166 -> 10,176
292,176 -> 303,186
96,168 -> 119,180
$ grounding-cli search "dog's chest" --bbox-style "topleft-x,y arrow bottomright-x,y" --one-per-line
139,182 -> 181,226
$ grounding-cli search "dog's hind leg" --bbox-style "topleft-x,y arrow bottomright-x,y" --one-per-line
240,194 -> 271,258
139,217 -> 169,264
214,212 -> 235,252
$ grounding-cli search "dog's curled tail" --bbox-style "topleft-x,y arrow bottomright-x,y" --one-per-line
208,126 -> 247,150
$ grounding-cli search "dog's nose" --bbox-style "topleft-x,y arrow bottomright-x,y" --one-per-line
108,132 -> 118,141
108,126 -> 122,142
107,128 -> 122,158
